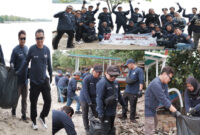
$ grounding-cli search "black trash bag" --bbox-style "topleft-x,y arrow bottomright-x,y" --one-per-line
176,115 -> 200,135
89,117 -> 102,135
0,64 -> 8,92
0,65 -> 18,109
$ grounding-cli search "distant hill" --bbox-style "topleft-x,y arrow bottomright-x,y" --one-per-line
0,15 -> 51,23
52,0 -> 82,4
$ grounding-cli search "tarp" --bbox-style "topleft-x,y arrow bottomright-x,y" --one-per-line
177,115 -> 200,135
100,33 -> 157,46
0,64 -> 18,109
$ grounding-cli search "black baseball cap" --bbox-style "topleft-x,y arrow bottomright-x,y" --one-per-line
94,65 -> 103,72
107,65 -> 120,76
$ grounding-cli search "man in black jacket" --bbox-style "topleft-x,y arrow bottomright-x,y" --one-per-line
183,7 -> 197,37
98,21 -> 111,41
143,8 -> 160,26
169,3 -> 183,18
82,21 -> 98,43
98,7 -> 114,30
112,2 -> 130,33
53,5 -> 76,49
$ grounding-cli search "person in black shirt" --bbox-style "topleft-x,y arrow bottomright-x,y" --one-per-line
112,2 -> 130,33
98,21 -> 111,41
98,7 -> 114,30
161,8 -> 169,27
143,8 -> 160,26
53,106 -> 77,135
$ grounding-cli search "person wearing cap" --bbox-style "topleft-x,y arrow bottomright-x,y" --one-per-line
162,14 -> 174,30
182,7 -> 197,37
125,21 -> 137,34
129,0 -> 143,24
169,3 -> 183,18
143,8 -> 160,27
144,66 -> 181,135
75,10 -> 85,45
98,7 -> 114,30
81,68 -> 90,79
79,65 -> 103,134
98,21 -> 112,41
10,30 -> 29,122
53,106 -> 77,135
0,45 -> 5,65
57,73 -> 71,102
82,1 -> 100,25
190,10 -> 200,49
161,8 -> 169,27
184,76 -> 200,117
96,65 -> 125,135
17,29 -> 52,130
66,71 -> 82,114
112,2 -> 130,33
53,5 -> 76,49
82,21 -> 98,43
121,59 -> 144,123
55,70 -> 63,102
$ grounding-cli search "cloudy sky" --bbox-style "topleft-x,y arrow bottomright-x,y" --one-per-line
0,0 -> 52,19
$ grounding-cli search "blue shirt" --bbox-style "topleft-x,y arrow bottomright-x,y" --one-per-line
184,90 -> 200,116
96,77 -> 125,117
80,74 -> 100,104
18,45 -> 52,85
52,110 -> 77,135
67,77 -> 77,97
57,76 -> 69,88
54,11 -> 76,31
10,45 -> 28,84
125,67 -> 144,94
55,75 -> 63,86
145,77 -> 171,117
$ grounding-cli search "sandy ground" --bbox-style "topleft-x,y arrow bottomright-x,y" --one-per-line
53,33 -> 164,50
0,85 -> 52,135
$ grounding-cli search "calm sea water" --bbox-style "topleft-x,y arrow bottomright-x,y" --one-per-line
0,22 -> 53,65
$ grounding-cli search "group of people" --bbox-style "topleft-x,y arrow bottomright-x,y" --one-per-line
53,1 -> 200,49
0,29 -> 52,130
53,59 -> 144,135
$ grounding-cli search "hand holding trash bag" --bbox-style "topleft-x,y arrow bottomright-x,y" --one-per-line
172,111 -> 181,117
137,90 -> 142,98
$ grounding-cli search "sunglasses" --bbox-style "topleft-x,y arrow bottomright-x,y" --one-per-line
109,74 -> 118,78
36,37 -> 44,40
167,74 -> 172,81
20,37 -> 26,40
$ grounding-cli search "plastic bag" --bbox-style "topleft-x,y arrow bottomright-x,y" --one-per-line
0,65 -> 18,108
177,115 -> 200,135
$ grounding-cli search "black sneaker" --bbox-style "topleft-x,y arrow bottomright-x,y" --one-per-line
11,109 -> 16,117
75,111 -> 82,114
21,115 -> 29,123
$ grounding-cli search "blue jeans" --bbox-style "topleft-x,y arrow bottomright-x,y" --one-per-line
176,43 -> 192,50
66,95 -> 80,111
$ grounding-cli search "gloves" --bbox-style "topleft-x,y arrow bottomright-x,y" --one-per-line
97,2 -> 100,6
176,2 -> 180,6
137,90 -> 143,98
129,0 -> 131,3
189,107 -> 196,115
83,0 -> 87,5
172,111 -> 181,118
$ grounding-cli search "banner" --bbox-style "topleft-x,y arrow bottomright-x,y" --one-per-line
100,33 -> 157,46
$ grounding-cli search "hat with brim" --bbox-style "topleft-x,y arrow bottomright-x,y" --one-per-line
125,59 -> 135,66
107,65 -> 120,76
94,65 -> 103,72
